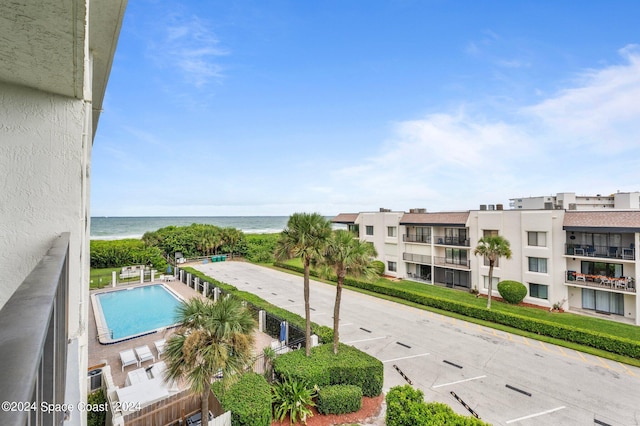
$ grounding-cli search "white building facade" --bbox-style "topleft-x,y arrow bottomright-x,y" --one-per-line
0,1 -> 127,424
334,193 -> 640,326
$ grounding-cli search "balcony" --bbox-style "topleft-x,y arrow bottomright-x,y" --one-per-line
565,244 -> 635,260
565,271 -> 636,293
0,234 -> 76,425
433,236 -> 470,247
403,234 -> 431,244
403,253 -> 470,269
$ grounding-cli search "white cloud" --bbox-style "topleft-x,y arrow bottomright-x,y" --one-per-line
327,46 -> 640,212
150,15 -> 228,87
525,44 -> 640,153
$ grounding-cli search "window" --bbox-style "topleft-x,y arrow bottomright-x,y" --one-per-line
529,283 -> 548,299
387,226 -> 397,237
365,226 -> 374,236
483,230 -> 499,237
483,275 -> 499,289
527,231 -> 547,247
582,289 -> 624,315
528,257 -> 547,273
387,261 -> 397,272
581,261 -> 622,277
446,248 -> 468,266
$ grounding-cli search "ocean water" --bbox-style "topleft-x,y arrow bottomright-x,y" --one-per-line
90,216 -> 291,240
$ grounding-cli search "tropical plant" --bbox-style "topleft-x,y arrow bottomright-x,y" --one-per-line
317,229 -> 378,354
473,235 -> 512,309
164,296 -> 256,424
371,260 -> 385,276
274,213 -> 332,356
271,376 -> 318,425
262,346 -> 276,382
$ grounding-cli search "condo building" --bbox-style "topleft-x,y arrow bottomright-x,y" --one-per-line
0,1 -> 127,424
333,192 -> 640,326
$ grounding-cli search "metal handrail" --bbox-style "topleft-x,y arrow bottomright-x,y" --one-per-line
0,233 -> 70,425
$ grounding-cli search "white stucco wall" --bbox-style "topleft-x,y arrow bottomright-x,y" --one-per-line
0,80 -> 90,399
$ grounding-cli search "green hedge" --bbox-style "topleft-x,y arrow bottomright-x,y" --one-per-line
212,373 -> 271,426
273,343 -> 383,397
182,267 -> 333,343
87,390 -> 107,426
386,385 -> 489,426
497,280 -> 527,304
272,262 -> 640,359
316,384 -> 362,415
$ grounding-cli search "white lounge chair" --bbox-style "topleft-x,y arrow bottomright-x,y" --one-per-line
120,349 -> 139,372
154,339 -> 166,356
135,345 -> 155,365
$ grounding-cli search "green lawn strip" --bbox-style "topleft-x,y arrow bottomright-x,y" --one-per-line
271,261 -> 640,366
339,284 -> 640,368
89,267 -> 145,289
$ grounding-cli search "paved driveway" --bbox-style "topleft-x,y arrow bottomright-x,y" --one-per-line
193,261 -> 640,426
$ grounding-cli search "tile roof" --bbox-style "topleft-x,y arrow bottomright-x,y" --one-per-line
563,211 -> 640,230
400,211 -> 469,226
332,213 -> 359,224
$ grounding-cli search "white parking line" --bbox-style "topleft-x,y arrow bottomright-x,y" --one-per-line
382,353 -> 430,363
505,406 -> 566,424
432,375 -> 487,389
344,336 -> 387,344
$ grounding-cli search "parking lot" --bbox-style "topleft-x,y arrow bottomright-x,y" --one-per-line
194,261 -> 640,425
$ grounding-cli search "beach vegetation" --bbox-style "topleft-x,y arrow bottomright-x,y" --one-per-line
164,296 -> 256,424
90,239 -> 167,270
275,213 -> 333,356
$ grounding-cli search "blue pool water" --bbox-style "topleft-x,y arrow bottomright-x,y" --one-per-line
96,285 -> 182,340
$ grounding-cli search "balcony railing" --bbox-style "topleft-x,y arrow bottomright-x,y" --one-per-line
433,236 -> 470,247
434,256 -> 471,269
565,270 -> 636,293
403,234 -> 431,244
403,253 -> 470,269
565,244 -> 635,260
0,233 -> 71,425
403,252 -> 431,264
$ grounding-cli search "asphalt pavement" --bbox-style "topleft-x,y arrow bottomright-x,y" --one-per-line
192,261 -> 640,426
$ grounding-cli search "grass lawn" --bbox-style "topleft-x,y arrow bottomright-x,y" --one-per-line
89,267 -> 141,289
276,258 -> 640,365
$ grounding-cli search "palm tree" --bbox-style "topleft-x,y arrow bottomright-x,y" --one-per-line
164,296 -> 256,423
221,227 -> 243,259
274,213 -> 332,356
473,235 -> 512,309
319,230 -> 378,354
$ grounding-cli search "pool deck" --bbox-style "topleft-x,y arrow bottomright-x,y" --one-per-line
88,280 -> 274,388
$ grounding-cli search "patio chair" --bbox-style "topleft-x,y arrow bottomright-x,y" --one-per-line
120,349 -> 139,372
154,339 -> 166,356
135,345 -> 155,365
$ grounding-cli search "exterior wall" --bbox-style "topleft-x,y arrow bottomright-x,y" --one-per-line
358,212 -> 403,276
346,203 -> 640,324
0,80 -> 91,411
614,192 -> 640,209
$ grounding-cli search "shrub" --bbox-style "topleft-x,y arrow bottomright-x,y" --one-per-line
87,390 -> 107,426
386,385 -> 489,426
212,373 -> 271,426
273,343 -> 383,397
497,280 -> 527,304
182,267 -> 334,344
371,260 -> 385,276
271,376 -> 317,425
316,384 -> 362,415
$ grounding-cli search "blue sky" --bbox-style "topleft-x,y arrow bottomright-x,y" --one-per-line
92,1 -> 640,217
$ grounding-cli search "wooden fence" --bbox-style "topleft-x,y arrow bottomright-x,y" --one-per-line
122,389 -> 229,426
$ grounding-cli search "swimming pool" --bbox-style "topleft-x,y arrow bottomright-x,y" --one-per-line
92,284 -> 183,344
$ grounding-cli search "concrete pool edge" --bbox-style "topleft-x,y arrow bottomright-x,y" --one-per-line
90,283 -> 184,345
